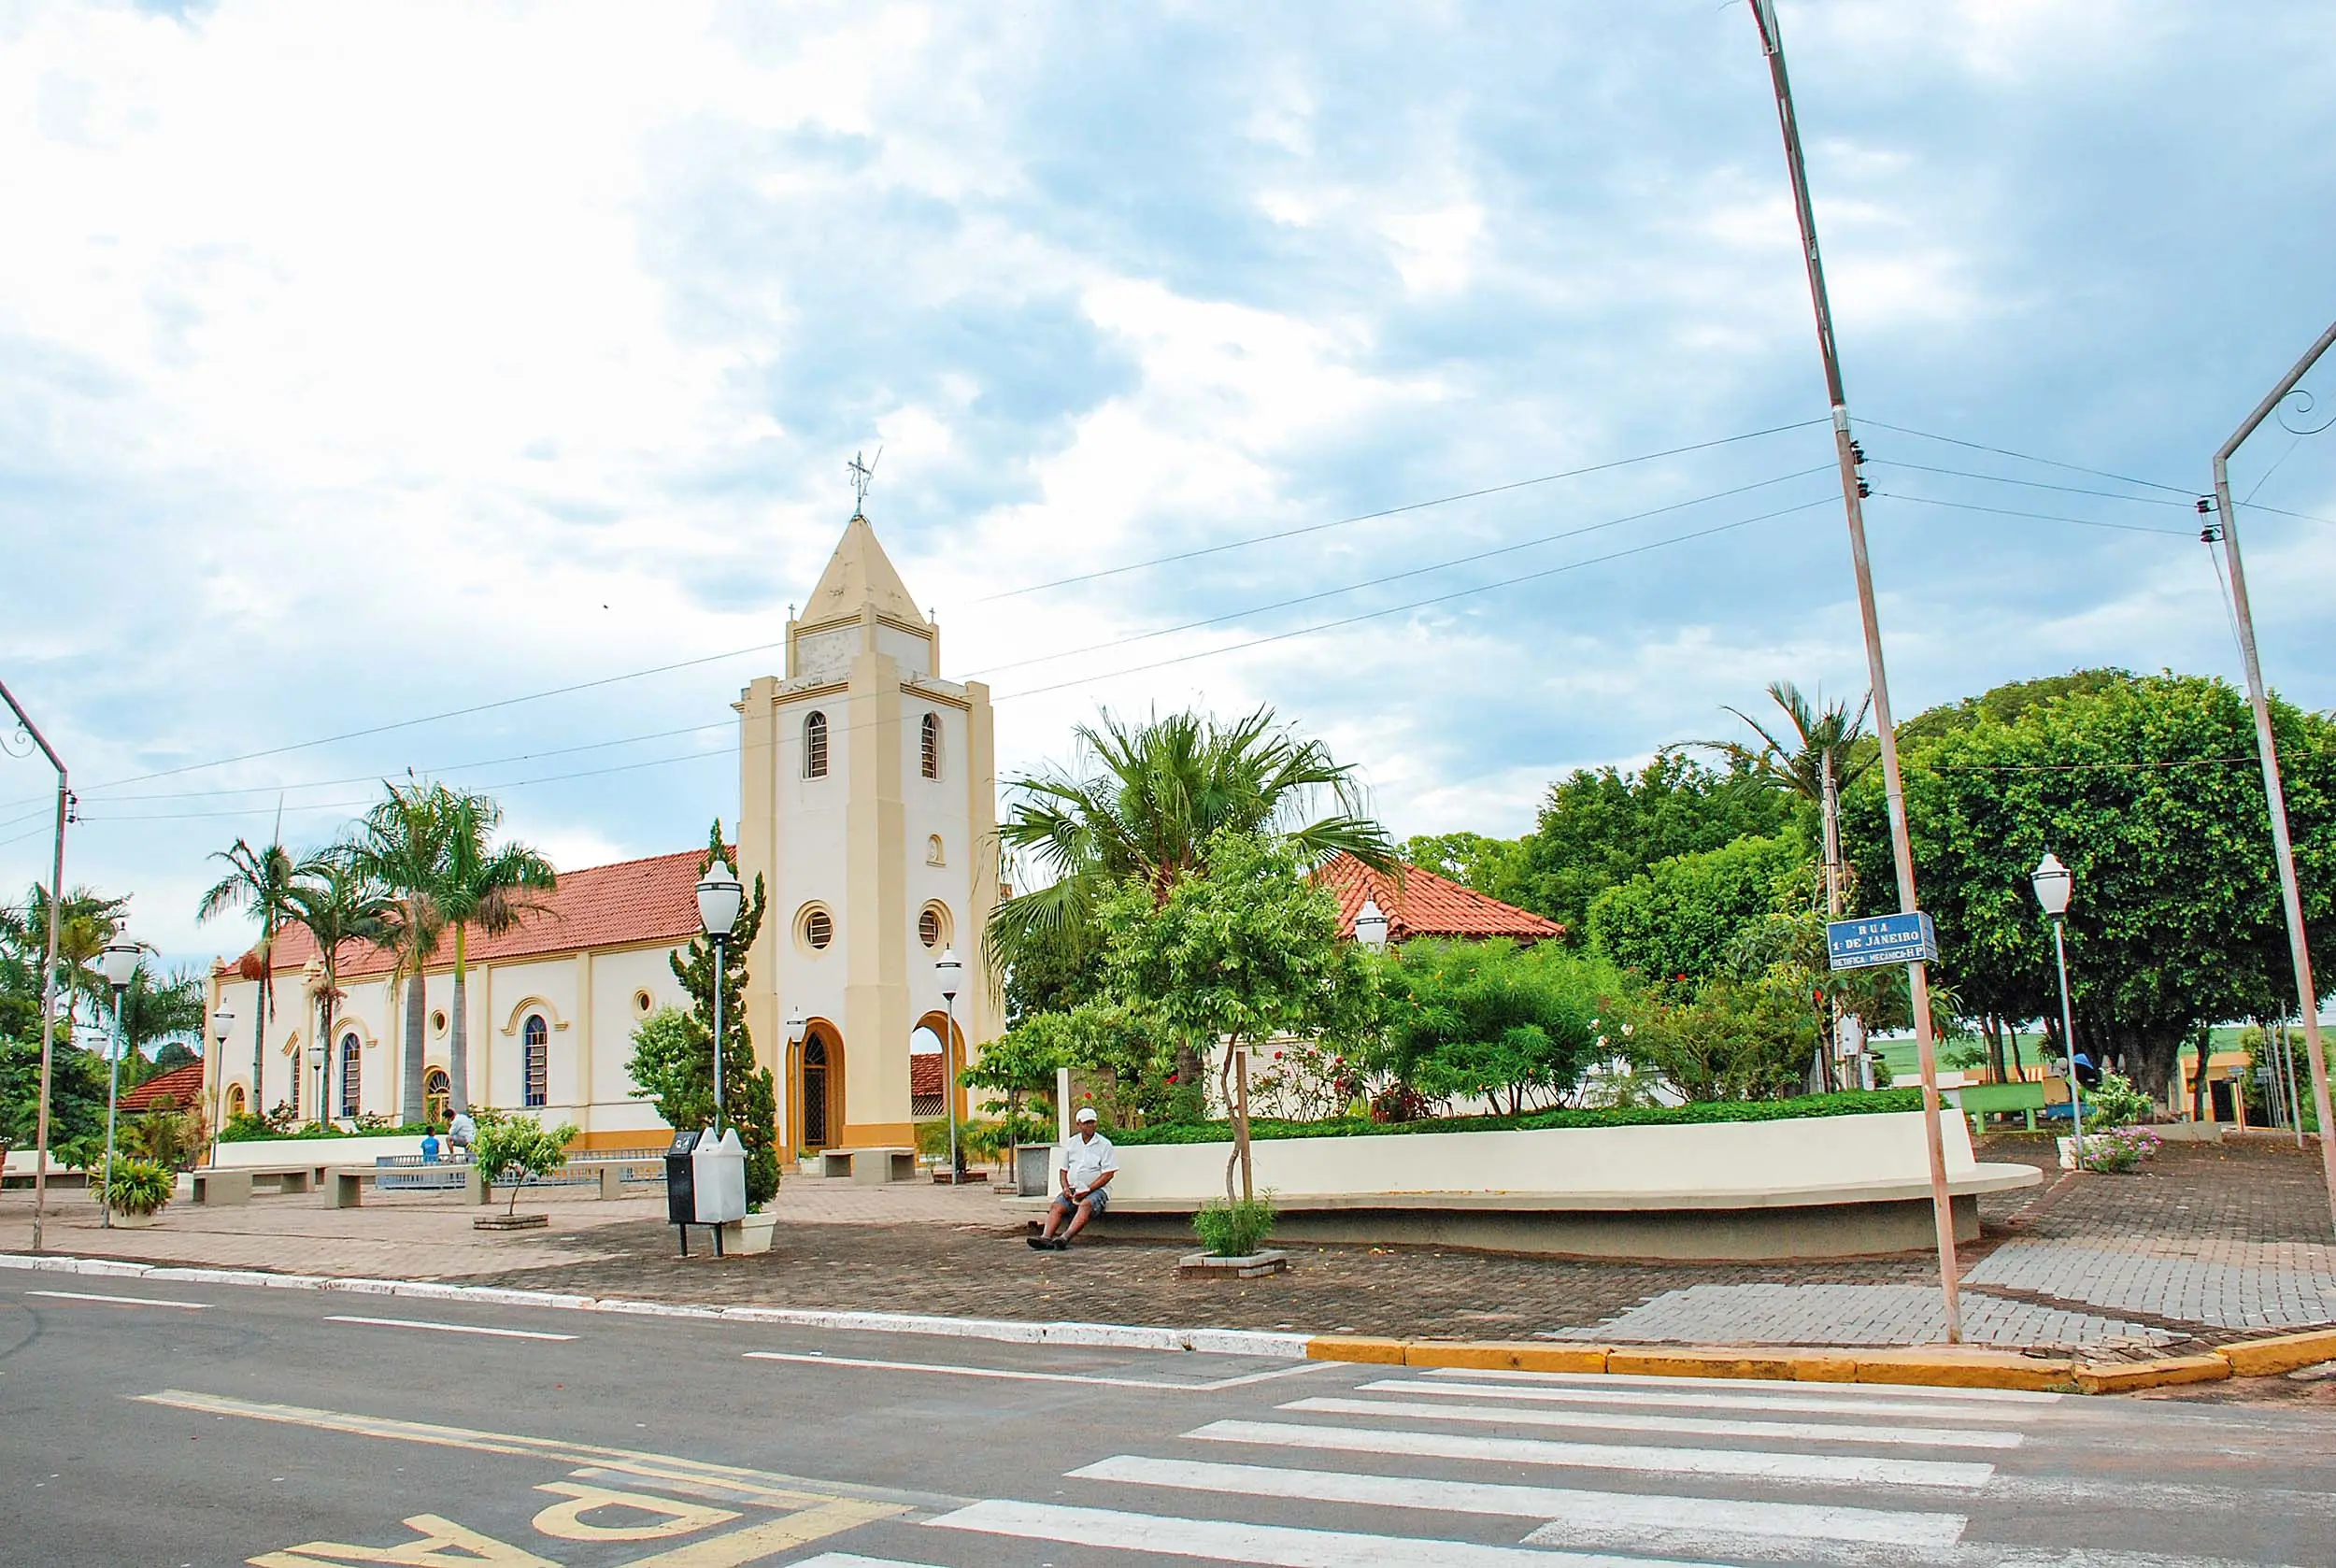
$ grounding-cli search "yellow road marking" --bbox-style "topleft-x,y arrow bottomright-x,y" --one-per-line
617,1501 -> 905,1567
531,1482 -> 738,1543
249,1513 -> 557,1566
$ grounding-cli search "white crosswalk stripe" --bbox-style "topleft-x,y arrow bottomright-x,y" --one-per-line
1421,1365 -> 2066,1403
892,1370 -> 2093,1565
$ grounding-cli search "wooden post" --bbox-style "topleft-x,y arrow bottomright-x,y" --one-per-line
1233,1045 -> 1254,1204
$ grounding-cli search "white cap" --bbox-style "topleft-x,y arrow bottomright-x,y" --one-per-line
1075,1106 -> 1098,1123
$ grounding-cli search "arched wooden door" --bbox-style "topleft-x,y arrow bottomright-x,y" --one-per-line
800,1028 -> 844,1150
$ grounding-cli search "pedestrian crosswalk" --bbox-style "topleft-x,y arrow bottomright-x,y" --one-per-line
784,1365 -> 2257,1568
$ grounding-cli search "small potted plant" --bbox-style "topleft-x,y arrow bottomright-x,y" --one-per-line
469,1108 -> 578,1231
103,1155 -> 176,1229
1179,1192 -> 1286,1278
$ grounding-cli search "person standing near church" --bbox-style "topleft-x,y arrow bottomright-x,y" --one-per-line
1030,1107 -> 1116,1250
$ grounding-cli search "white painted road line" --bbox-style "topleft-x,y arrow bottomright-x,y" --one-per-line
24,1289 -> 210,1310
1071,1454 -> 1969,1548
743,1348 -> 1330,1391
1421,1366 -> 2063,1404
1368,1376 -> 2045,1422
1190,1419 -> 1997,1490
323,1315 -> 577,1341
931,1498 -> 1723,1566
1284,1394 -> 2023,1451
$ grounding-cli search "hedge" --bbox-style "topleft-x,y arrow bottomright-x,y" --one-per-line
219,1120 -> 436,1144
1106,1087 -> 1926,1147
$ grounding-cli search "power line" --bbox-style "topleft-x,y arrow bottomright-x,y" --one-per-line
1859,418 -> 2196,497
998,495 -> 1836,702
968,466 -> 1833,679
1867,459 -> 2192,507
977,418 -> 1830,602
1870,491 -> 2195,538
1930,756 -> 2255,774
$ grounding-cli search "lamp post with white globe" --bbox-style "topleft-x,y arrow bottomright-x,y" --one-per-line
695,869 -> 743,1135
2031,852 -> 2085,1171
207,1003 -> 236,1171
936,948 -> 963,1185
1354,896 -> 1390,951
97,936 -> 141,1228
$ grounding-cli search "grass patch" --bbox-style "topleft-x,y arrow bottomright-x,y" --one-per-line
1112,1087 -> 1924,1146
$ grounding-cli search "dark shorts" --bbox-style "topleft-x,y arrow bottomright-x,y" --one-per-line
1053,1187 -> 1109,1217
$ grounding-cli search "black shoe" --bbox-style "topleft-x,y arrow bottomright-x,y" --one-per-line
1026,1234 -> 1052,1249
1050,1237 -> 1072,1251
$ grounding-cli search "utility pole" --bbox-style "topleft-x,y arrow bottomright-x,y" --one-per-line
2208,318 -> 2336,1233
1748,0 -> 1961,1339
0,677 -> 69,1255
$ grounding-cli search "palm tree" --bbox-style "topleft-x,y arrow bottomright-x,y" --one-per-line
4,884 -> 127,1031
282,849 -> 392,1124
196,838 -> 298,1119
349,781 -> 451,1126
434,791 -> 556,1114
989,705 -> 1395,979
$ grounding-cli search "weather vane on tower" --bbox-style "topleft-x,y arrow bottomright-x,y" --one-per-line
847,447 -> 881,517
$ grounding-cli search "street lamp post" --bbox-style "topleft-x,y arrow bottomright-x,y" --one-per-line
1354,896 -> 1390,951
3,676 -> 71,1256
98,937 -> 140,1229
695,870 -> 744,1137
207,1004 -> 236,1172
308,1040 -> 327,1129
2031,853 -> 2085,1170
936,948 -> 963,1185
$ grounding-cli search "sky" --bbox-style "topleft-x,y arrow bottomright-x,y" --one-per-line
2,0 -> 2333,969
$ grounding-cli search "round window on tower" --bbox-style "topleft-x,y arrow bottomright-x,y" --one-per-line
796,904 -> 835,954
633,989 -> 655,1018
918,901 -> 952,951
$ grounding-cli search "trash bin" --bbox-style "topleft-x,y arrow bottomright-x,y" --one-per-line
665,1130 -> 704,1252
692,1127 -> 748,1225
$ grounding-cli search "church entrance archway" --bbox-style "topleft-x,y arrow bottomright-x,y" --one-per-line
799,1027 -> 844,1151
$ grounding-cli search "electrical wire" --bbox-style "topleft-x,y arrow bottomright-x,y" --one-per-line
1866,459 -> 2191,507
977,418 -> 1830,602
1859,418 -> 2196,497
968,465 -> 1833,679
998,495 -> 1836,703
1868,491 -> 2195,538
1929,756 -> 2254,774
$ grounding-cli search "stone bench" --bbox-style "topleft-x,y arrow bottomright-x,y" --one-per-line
190,1163 -> 322,1203
818,1147 -> 917,1184
189,1169 -> 252,1206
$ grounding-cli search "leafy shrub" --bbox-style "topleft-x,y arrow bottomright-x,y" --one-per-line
1115,1087 -> 1921,1146
1191,1193 -> 1277,1258
2085,1125 -> 2160,1174
221,1117 -> 434,1143
470,1107 -> 578,1217
102,1155 -> 175,1217
2083,1072 -> 2153,1132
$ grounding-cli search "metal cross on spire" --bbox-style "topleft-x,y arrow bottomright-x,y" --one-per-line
847,447 -> 881,516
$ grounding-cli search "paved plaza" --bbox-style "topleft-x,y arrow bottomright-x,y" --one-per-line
4,1133 -> 2328,1354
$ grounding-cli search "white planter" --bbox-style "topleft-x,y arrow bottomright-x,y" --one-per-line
724,1211 -> 778,1255
107,1208 -> 161,1229
2058,1136 -> 2080,1170
214,1133 -> 424,1168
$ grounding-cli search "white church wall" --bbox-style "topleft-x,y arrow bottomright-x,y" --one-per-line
774,688 -> 852,1040
876,621 -> 933,675
901,699 -> 969,1044
588,943 -> 689,1111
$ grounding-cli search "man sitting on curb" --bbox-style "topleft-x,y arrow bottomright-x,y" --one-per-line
1029,1107 -> 1117,1251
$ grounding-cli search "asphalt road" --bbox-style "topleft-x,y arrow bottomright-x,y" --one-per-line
4,1270 -> 2333,1568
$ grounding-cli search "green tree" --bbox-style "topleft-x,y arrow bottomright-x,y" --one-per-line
349,781 -> 452,1126
9,885 -> 132,1036
1622,977 -> 1816,1103
469,1107 -> 579,1219
1588,834 -> 1804,983
1844,670 -> 2336,1094
990,706 -> 1395,987
1375,938 -> 1597,1114
1692,680 -> 1875,922
114,960 -> 205,1066
629,822 -> 780,1207
197,836 -> 299,1120
283,849 -> 392,1122
1511,752 -> 1795,933
1097,829 -> 1377,1199
433,791 -> 557,1115
0,1039 -> 109,1169
1398,832 -> 1531,905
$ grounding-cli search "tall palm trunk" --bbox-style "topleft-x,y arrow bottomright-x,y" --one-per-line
249,990 -> 267,1120
449,924 -> 471,1115
401,971 -> 427,1125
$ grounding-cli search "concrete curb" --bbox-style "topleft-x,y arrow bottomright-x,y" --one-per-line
5,1252 -> 2324,1391
0,1253 -> 1307,1360
1303,1330 -> 2335,1394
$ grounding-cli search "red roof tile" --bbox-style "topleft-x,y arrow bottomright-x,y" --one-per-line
241,848 -> 714,979
1316,853 -> 1565,945
121,1060 -> 207,1113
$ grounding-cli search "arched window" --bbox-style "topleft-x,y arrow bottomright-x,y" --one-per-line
804,711 -> 829,778
226,1084 -> 247,1120
286,1045 -> 301,1117
926,834 -> 946,866
339,1033 -> 362,1119
798,905 -> 833,952
523,1015 -> 548,1107
425,1067 -> 452,1127
920,712 -> 941,779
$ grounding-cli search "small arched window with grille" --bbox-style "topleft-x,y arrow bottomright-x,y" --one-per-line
339,1033 -> 362,1119
920,712 -> 941,779
286,1044 -> 301,1116
523,1015 -> 549,1107
804,711 -> 829,778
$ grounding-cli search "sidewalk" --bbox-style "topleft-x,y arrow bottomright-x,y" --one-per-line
6,1136 -> 2329,1355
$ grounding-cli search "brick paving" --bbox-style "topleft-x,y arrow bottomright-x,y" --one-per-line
6,1134 -> 2327,1351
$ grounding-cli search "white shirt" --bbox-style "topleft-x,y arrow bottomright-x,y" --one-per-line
1059,1132 -> 1118,1192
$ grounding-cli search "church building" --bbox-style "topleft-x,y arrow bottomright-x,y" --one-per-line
205,511 -> 1001,1154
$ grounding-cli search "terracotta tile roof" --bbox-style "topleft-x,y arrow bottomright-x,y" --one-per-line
121,1060 -> 207,1113
910,1052 -> 944,1098
239,848 -> 715,979
1316,853 -> 1566,945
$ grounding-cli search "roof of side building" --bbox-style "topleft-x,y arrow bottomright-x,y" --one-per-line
1316,852 -> 1566,945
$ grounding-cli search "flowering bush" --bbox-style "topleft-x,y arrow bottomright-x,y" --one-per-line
2084,1124 -> 2160,1174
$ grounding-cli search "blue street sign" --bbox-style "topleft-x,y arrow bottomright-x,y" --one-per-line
1826,912 -> 1940,971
